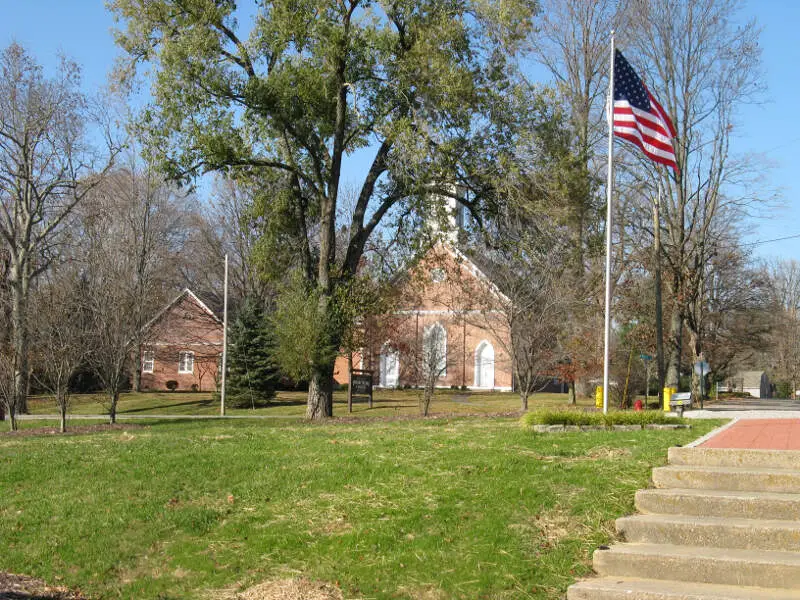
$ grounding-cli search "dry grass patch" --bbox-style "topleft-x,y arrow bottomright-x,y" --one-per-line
586,446 -> 632,460
229,578 -> 343,600
510,505 -> 596,552
396,584 -> 447,599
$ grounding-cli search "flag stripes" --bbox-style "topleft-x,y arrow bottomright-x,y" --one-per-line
612,50 -> 678,172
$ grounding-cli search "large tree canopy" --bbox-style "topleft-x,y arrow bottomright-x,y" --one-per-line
111,0 -> 539,417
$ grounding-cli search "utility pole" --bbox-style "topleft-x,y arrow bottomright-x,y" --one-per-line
221,254 -> 229,416
653,182 -> 665,406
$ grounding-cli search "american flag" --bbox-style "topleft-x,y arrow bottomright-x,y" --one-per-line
612,49 -> 678,172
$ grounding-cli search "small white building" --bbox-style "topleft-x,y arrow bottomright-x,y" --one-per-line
720,371 -> 771,399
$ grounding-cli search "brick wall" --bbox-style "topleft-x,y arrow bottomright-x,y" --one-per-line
139,293 -> 223,392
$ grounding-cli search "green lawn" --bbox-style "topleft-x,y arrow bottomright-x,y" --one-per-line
25,389 -> 595,419
0,416 -> 722,599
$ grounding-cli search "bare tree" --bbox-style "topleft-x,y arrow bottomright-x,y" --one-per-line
207,177 -> 269,304
0,44 -> 118,414
456,217 -> 571,410
79,164 -> 183,423
765,259 -> 800,396
85,272 -> 136,424
402,322 -> 453,417
30,272 -> 90,432
625,0 -> 765,396
111,158 -> 193,392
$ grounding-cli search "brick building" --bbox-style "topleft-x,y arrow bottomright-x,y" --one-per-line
334,243 -> 513,391
139,289 -> 223,392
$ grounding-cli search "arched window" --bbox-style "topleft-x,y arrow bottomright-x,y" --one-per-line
380,342 -> 400,388
423,322 -> 447,377
474,340 -> 495,389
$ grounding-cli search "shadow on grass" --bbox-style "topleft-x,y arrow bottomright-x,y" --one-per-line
119,398 -> 217,414
0,593 -> 73,600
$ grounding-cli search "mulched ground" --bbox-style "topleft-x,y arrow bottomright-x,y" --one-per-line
0,424 -> 143,438
0,572 -> 86,599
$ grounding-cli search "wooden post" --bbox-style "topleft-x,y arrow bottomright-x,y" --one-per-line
347,354 -> 353,413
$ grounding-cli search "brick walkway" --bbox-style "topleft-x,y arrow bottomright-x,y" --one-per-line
700,418 -> 800,450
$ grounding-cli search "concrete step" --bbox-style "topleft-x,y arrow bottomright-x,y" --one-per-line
669,446 -> 800,470
568,577 -> 800,600
616,513 -> 800,551
652,465 -> 800,493
636,488 -> 800,520
593,543 -> 800,588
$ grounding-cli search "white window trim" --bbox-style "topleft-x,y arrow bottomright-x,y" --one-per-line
178,351 -> 195,374
142,350 -> 155,374
379,341 -> 400,388
474,340 -> 495,389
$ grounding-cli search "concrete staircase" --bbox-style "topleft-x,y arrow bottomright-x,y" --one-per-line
568,446 -> 800,599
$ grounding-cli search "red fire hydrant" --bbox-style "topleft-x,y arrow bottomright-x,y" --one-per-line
633,399 -> 644,411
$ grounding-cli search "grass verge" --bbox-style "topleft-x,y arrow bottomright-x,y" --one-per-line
0,417 -> 724,599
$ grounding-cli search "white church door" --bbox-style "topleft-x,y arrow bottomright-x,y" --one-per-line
380,344 -> 400,388
474,341 -> 495,389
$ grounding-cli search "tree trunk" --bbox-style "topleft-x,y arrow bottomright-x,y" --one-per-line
109,389 -> 119,424
11,278 -> 30,415
520,390 -> 529,411
307,364 -> 334,419
665,303 -> 682,389
568,381 -> 576,405
653,195 -> 666,405
622,348 -> 634,409
8,405 -> 17,432
688,329 -> 703,403
59,394 -> 67,434
133,346 -> 142,393
421,384 -> 433,416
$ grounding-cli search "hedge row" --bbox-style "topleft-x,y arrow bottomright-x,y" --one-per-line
520,409 -> 685,428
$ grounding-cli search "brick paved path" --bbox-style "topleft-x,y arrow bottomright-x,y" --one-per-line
701,418 -> 800,450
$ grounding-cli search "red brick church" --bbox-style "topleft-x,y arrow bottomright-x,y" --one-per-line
334,242 -> 514,391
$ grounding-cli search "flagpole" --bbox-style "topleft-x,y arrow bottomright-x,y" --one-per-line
602,31 -> 616,415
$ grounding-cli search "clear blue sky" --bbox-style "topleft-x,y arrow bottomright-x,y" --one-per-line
1,0 -> 796,263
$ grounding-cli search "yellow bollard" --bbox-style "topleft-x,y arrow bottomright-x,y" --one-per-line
663,387 -> 675,412
595,386 -> 604,409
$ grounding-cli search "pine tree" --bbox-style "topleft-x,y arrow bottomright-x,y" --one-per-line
225,299 -> 279,408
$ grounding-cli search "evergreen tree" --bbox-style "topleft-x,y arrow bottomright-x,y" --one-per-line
226,299 -> 278,409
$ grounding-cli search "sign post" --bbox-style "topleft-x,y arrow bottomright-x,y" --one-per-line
350,368 -> 374,410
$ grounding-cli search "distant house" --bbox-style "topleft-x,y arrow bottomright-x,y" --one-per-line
720,370 -> 771,399
139,289 -> 223,392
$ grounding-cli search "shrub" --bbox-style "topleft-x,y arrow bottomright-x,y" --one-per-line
460,385 -> 468,391
776,381 -> 792,399
520,409 -> 684,428
190,384 -> 199,392
165,380 -> 178,391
